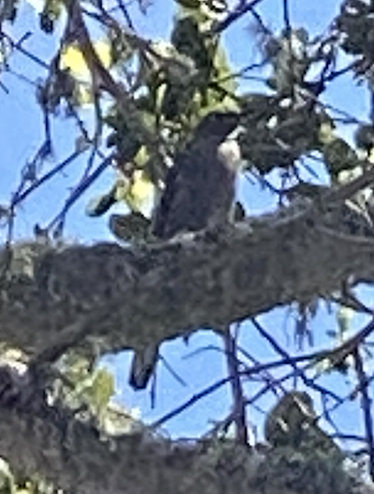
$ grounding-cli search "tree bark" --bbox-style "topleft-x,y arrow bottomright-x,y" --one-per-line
1,186 -> 374,493
1,199 -> 374,359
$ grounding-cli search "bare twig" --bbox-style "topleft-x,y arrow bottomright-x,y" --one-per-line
213,0 -> 266,34
251,318 -> 343,403
222,324 -> 248,444
352,347 -> 374,481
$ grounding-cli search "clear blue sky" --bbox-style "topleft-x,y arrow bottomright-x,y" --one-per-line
0,0 -> 372,444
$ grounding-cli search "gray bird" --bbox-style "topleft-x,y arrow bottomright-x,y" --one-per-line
265,391 -> 342,457
152,111 -> 241,239
129,111 -> 242,390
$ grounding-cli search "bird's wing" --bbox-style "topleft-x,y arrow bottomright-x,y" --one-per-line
151,150 -> 190,239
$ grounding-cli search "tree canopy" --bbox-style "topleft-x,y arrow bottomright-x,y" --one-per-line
1,1 -> 374,493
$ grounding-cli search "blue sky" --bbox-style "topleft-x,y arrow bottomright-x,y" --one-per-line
0,0 -> 373,445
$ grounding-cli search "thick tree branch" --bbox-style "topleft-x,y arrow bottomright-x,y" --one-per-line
1,179 -> 374,493
0,363 -> 261,494
0,398 -> 199,494
1,197 -> 374,361
0,375 -> 370,494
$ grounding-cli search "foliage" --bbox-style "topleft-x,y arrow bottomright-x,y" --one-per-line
3,0 -> 374,493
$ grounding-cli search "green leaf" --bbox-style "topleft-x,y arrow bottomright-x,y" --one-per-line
336,306 -> 354,341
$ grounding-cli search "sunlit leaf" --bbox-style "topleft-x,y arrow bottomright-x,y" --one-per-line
336,306 -> 354,341
90,368 -> 115,414
60,41 -> 112,80
122,170 -> 156,217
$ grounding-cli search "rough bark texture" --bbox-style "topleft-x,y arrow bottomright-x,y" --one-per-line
0,379 -> 371,494
1,199 -> 374,358
1,185 -> 374,493
0,402 -> 279,494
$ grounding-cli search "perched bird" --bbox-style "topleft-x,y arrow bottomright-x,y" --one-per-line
264,391 -> 341,456
152,111 -> 241,239
129,111 -> 242,390
264,391 -> 316,448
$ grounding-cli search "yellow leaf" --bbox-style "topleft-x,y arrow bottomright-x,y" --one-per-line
75,84 -> 94,106
60,41 -> 112,80
90,368 -> 115,412
122,170 -> 156,217
318,121 -> 335,144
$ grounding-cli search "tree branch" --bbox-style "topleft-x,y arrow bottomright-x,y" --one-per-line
1,197 -> 374,362
0,372 -> 262,494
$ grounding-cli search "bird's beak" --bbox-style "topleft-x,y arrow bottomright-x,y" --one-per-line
226,124 -> 245,140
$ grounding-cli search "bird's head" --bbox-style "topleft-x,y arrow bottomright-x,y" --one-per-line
192,111 -> 241,144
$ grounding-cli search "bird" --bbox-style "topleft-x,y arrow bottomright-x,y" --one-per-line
152,111 -> 242,239
264,391 -> 342,457
129,110 -> 242,390
264,391 -> 316,448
